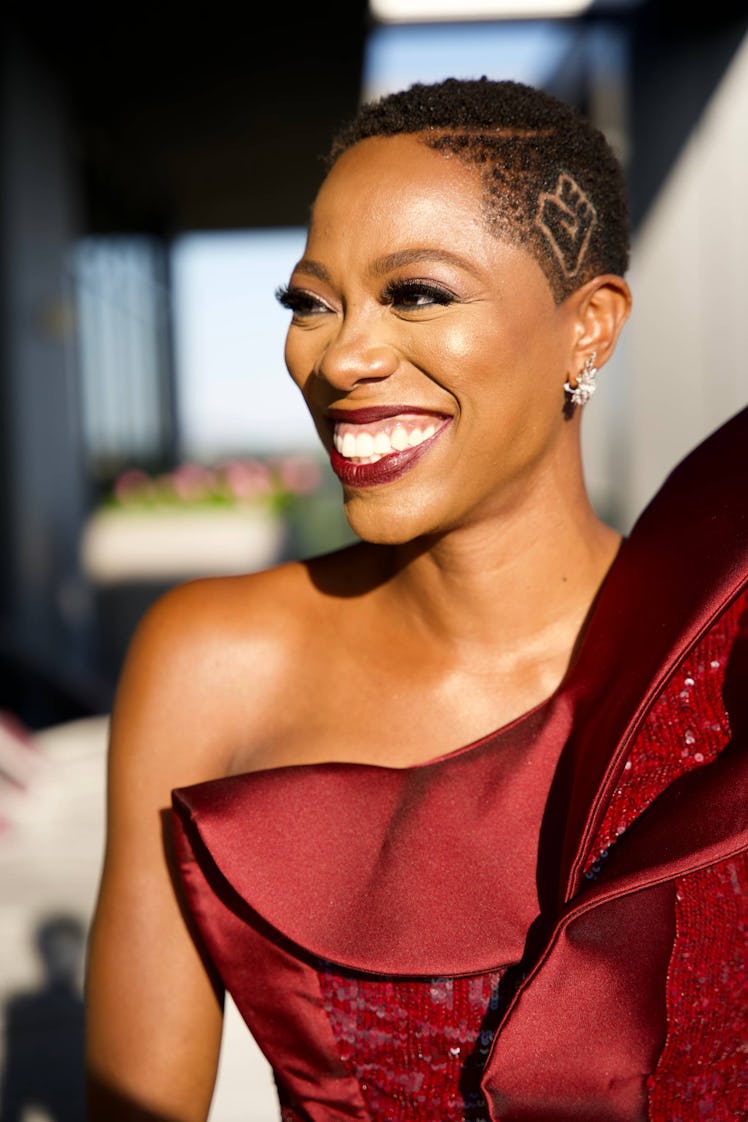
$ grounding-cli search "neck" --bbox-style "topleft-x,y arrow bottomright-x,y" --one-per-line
384,484 -> 621,664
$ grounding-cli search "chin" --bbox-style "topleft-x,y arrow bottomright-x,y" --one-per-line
344,513 -> 416,547
342,491 -> 441,547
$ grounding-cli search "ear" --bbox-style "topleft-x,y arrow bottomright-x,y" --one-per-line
566,274 -> 632,372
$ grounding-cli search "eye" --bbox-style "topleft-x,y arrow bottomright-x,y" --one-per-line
275,284 -> 332,320
381,279 -> 458,311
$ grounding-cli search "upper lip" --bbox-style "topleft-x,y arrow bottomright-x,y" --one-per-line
326,405 -> 450,424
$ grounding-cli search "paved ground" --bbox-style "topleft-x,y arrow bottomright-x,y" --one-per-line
0,713 -> 279,1122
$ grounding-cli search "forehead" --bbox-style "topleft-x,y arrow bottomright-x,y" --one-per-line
300,132 -> 555,299
309,134 -> 488,245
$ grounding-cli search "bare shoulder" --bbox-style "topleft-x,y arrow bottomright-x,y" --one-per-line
109,541 -> 376,784
128,540 -> 373,677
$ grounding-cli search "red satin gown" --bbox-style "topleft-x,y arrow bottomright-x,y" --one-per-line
173,406 -> 748,1122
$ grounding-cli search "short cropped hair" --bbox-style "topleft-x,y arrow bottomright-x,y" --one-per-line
327,77 -> 630,303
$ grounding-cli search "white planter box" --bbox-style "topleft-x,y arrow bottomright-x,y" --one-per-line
80,506 -> 286,585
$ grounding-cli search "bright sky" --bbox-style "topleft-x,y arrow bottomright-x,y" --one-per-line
362,19 -> 574,99
171,20 -> 575,462
172,228 -> 311,459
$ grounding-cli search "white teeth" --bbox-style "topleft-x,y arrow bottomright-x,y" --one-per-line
356,432 -> 374,457
334,416 -> 444,462
390,425 -> 409,452
341,432 -> 357,458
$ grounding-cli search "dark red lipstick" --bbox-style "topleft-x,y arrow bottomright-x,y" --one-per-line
329,419 -> 450,488
327,405 -> 446,425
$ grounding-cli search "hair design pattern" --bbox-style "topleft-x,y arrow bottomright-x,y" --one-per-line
536,173 -> 598,279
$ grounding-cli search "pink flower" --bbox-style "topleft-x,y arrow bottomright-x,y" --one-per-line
219,460 -> 273,501
274,455 -> 323,496
169,463 -> 217,501
113,469 -> 152,504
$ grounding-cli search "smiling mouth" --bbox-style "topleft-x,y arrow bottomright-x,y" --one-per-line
326,408 -> 451,488
331,412 -> 447,465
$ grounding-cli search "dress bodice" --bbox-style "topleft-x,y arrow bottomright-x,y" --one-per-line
172,405 -> 748,1121
173,595 -> 745,1121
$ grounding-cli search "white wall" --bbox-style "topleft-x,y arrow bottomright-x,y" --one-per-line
593,31 -> 748,531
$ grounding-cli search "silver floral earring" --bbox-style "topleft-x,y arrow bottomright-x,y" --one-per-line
564,352 -> 598,407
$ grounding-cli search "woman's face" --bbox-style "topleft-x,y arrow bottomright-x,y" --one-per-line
281,133 -> 583,544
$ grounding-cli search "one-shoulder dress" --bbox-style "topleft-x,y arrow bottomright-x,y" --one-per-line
172,407 -> 748,1122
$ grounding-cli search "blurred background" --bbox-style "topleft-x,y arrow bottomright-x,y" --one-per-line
1,0 -> 746,1118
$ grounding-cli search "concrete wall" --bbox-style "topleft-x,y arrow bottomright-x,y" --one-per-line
584,29 -> 748,532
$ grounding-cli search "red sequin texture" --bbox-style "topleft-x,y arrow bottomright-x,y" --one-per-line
312,591 -> 747,1120
317,969 -> 503,1121
648,858 -> 748,1120
584,590 -> 747,875
588,589 -> 748,1119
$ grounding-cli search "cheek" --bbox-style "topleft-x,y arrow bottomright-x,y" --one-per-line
452,320 -> 568,453
284,334 -> 332,448
284,331 -> 319,398
409,318 -> 506,397
430,301 -> 543,378
430,320 -> 520,412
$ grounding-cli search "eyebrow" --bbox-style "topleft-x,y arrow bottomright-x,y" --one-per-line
290,248 -> 480,284
370,248 -> 480,278
290,258 -> 331,282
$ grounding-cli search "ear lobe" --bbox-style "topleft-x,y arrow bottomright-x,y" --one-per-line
570,274 -> 632,369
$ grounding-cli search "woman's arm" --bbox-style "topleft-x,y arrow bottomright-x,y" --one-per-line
85,582 -> 238,1122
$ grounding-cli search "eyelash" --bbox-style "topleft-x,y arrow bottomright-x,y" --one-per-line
274,284 -> 329,317
274,278 -> 458,319
381,279 -> 457,309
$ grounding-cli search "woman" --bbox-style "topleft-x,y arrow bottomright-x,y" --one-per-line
85,78 -> 748,1121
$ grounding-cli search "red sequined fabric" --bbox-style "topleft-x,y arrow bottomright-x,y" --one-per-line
649,857 -> 748,1121
317,971 -> 503,1121
584,592 -> 746,873
584,590 -> 748,1119
310,592 -> 747,1122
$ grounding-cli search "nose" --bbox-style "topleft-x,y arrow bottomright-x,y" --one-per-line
315,318 -> 399,391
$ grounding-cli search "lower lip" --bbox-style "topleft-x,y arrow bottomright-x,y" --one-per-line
329,423 -> 449,488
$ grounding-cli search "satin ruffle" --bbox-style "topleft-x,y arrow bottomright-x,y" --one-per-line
172,405 -> 748,1121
